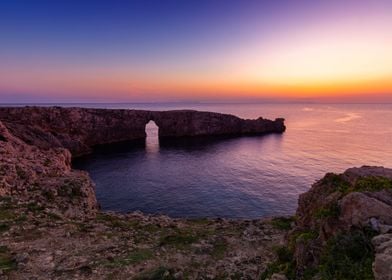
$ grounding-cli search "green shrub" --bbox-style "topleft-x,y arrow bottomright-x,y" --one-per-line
58,179 -> 84,198
260,246 -> 295,280
16,166 -> 28,180
27,202 -> 44,212
159,230 -> 199,249
211,238 -> 228,259
0,246 -> 16,272
320,174 -> 351,193
134,266 -> 175,280
323,174 -> 392,195
355,176 -> 392,192
296,230 -> 318,244
271,216 -> 295,230
0,223 -> 10,232
314,203 -> 340,219
287,230 -> 318,250
319,230 -> 375,280
105,249 -> 154,267
42,190 -> 55,201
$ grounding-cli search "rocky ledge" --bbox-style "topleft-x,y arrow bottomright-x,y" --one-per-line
262,166 -> 392,280
0,106 -> 391,279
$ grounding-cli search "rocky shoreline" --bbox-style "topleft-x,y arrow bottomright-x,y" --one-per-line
0,107 -> 391,279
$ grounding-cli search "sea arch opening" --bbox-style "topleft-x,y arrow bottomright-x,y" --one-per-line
145,120 -> 159,153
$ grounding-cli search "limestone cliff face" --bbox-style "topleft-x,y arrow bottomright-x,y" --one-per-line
0,120 -> 98,217
0,107 -> 285,157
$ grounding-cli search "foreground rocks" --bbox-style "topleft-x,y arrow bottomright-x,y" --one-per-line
0,120 -> 98,218
0,196 -> 287,279
373,234 -> 392,280
262,166 -> 392,280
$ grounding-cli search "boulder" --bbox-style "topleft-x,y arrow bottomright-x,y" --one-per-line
293,166 -> 392,278
372,234 -> 392,280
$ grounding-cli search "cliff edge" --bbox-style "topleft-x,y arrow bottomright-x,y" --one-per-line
262,166 -> 392,280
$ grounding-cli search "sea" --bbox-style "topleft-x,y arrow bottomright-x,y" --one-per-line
5,103 -> 392,218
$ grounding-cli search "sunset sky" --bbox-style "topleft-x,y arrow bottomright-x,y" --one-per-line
1,0 -> 391,103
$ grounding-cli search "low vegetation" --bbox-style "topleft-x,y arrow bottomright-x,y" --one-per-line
270,216 -> 295,231
0,246 -> 16,273
260,246 -> 295,280
58,179 -> 84,198
318,229 -> 376,280
133,266 -> 175,280
313,203 -> 340,219
262,171 -> 390,279
354,176 -> 392,192
105,249 -> 154,268
262,228 -> 376,280
159,230 -> 199,249
321,174 -> 392,195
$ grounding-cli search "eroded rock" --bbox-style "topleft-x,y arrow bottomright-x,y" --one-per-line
292,166 -> 392,279
373,234 -> 392,280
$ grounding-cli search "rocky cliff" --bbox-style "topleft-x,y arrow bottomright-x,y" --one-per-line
262,166 -> 392,280
0,107 -> 285,157
0,119 -> 98,218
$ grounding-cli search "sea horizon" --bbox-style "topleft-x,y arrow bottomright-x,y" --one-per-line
1,0 -> 391,278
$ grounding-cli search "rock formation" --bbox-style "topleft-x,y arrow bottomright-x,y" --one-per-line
290,166 -> 392,279
0,107 -> 285,157
0,119 -> 98,218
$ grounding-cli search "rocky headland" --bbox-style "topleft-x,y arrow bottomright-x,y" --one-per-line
0,107 -> 285,157
0,106 -> 391,279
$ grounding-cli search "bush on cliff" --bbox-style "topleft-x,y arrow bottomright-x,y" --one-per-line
318,229 -> 376,280
262,228 -> 376,280
267,167 -> 392,279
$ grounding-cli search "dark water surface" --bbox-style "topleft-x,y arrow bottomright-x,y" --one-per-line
69,103 -> 392,218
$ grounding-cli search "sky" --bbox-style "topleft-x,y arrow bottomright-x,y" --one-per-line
0,0 -> 391,103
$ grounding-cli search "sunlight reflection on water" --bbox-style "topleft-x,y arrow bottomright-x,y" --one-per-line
145,120 -> 160,154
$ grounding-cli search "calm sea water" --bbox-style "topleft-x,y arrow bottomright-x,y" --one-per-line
66,103 -> 391,218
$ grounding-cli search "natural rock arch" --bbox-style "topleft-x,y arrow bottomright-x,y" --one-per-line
0,107 -> 285,157
145,120 -> 159,139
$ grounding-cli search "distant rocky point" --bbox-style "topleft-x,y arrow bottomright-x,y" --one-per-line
0,107 -> 285,157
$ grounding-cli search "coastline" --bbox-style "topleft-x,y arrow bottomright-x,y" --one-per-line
0,107 -> 391,279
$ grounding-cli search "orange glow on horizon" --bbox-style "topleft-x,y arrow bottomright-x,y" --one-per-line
1,3 -> 391,102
